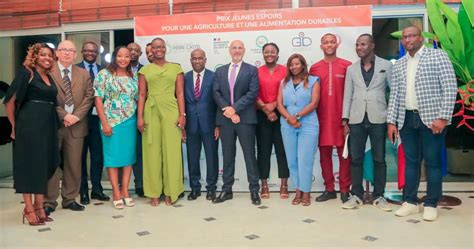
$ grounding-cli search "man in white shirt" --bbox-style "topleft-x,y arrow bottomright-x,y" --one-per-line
76,41 -> 109,205
387,26 -> 457,221
44,40 -> 94,214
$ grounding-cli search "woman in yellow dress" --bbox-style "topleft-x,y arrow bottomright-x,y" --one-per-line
137,38 -> 186,206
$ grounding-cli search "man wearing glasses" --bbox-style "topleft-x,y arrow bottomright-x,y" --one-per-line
44,40 -> 94,215
76,41 -> 110,205
387,26 -> 457,221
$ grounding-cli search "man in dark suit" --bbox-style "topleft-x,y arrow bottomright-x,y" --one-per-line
184,48 -> 219,201
44,40 -> 94,214
213,40 -> 261,205
127,42 -> 144,197
128,42 -> 144,74
76,41 -> 109,205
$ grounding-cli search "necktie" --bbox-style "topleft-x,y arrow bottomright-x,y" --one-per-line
229,64 -> 238,105
63,68 -> 73,106
88,64 -> 95,82
194,73 -> 201,100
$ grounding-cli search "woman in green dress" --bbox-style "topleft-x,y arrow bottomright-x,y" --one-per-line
137,38 -> 186,206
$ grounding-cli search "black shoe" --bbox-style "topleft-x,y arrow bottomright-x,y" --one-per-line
80,193 -> 90,205
178,192 -> 185,199
135,187 -> 144,197
187,191 -> 201,201
44,207 -> 55,216
91,192 -> 110,201
212,191 -> 233,204
315,191 -> 337,202
340,192 -> 350,203
63,201 -> 85,211
250,192 -> 261,206
206,190 -> 216,201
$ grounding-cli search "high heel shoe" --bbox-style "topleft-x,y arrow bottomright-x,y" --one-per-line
280,178 -> 289,199
302,192 -> 311,206
292,189 -> 302,205
22,209 -> 45,226
164,196 -> 173,206
35,208 -> 53,222
261,180 -> 270,199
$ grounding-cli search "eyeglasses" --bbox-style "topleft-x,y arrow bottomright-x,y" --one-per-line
58,48 -> 77,53
191,57 -> 205,61
402,34 -> 421,40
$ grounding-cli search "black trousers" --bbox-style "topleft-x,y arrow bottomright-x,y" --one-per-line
220,123 -> 260,192
80,115 -> 104,194
348,114 -> 387,199
256,110 -> 289,179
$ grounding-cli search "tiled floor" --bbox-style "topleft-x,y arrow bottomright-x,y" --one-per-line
0,182 -> 473,249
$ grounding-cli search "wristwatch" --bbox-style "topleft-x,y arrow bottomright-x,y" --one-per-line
295,113 -> 301,120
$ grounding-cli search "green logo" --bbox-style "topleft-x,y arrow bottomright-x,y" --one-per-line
255,36 -> 268,48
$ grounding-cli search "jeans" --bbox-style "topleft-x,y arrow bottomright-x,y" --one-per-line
349,114 -> 387,199
400,111 -> 445,207
281,125 -> 318,193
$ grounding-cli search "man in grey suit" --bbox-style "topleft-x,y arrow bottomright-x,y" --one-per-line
388,26 -> 457,221
213,40 -> 261,205
342,34 -> 392,211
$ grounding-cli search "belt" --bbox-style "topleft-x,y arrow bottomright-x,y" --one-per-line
28,100 -> 54,105
406,109 -> 419,114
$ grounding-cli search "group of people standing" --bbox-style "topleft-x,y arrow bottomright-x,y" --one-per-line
5,25 -> 457,226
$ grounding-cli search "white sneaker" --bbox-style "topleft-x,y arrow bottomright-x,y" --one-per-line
394,202 -> 419,217
341,195 -> 363,209
423,207 -> 438,221
373,197 -> 392,212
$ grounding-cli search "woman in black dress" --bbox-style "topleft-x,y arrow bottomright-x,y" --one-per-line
4,43 -> 60,226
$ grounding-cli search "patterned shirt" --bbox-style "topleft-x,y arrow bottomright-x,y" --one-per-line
94,69 -> 138,127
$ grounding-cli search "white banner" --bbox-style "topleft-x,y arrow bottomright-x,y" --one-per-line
135,6 -> 372,191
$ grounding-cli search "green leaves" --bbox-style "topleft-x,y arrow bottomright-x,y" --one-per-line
426,0 -> 466,81
459,3 -> 474,80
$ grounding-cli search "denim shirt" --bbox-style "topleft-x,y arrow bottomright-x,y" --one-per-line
281,75 -> 319,130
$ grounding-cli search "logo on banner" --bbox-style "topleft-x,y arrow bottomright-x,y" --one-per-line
255,60 -> 262,67
166,43 -> 200,54
255,36 -> 268,48
292,32 -> 312,47
213,37 -> 230,54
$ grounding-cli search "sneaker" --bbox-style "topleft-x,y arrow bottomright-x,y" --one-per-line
423,207 -> 438,221
394,202 -> 419,217
373,197 -> 392,212
341,195 -> 363,209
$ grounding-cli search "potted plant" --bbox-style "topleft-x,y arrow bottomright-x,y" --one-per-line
425,0 -> 474,174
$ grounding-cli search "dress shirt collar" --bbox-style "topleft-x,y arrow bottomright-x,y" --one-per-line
230,61 -> 243,68
407,45 -> 425,60
58,62 -> 72,77
193,69 -> 205,80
